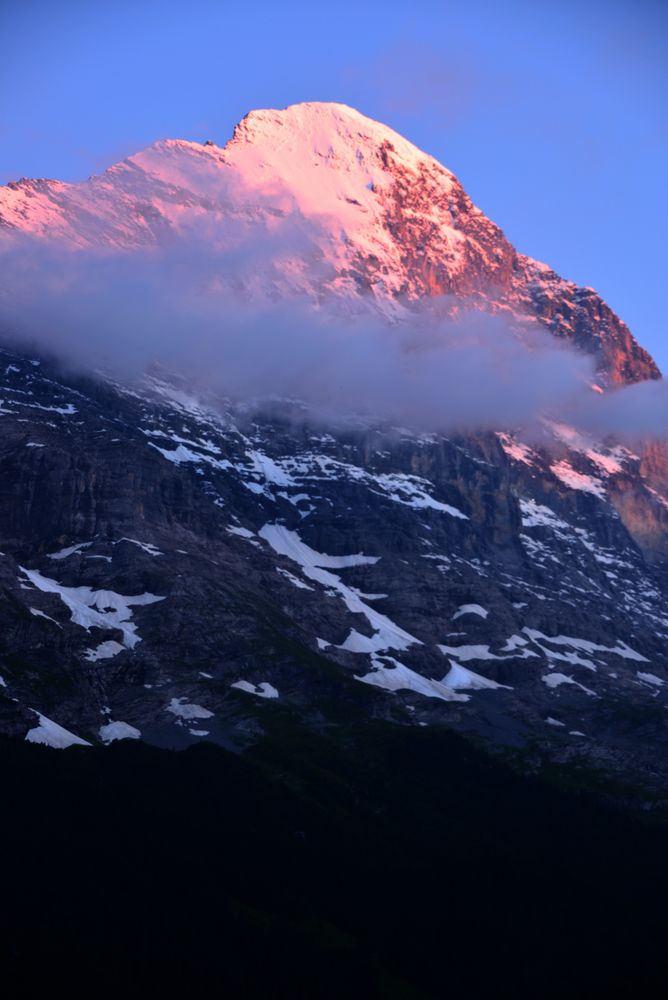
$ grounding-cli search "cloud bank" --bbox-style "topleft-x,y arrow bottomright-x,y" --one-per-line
0,233 -> 666,440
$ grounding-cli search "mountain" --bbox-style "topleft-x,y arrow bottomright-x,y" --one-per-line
0,102 -> 658,384
0,102 -> 667,797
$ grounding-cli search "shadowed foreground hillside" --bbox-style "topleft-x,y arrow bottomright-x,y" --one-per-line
1,722 -> 666,997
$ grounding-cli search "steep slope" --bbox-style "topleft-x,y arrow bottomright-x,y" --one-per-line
0,345 -> 666,792
0,102 -> 659,384
0,104 -> 667,791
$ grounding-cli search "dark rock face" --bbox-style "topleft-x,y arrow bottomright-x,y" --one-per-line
0,343 -> 667,791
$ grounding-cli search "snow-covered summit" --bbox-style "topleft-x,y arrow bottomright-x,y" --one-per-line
0,101 -> 659,383
0,101 -> 467,283
228,101 -> 448,179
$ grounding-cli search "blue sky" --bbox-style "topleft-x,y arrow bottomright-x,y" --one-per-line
2,0 -> 667,368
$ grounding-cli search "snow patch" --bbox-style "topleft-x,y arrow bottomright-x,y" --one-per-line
115,537 -> 163,556
149,442 -> 231,473
550,460 -> 606,498
84,640 -> 125,662
227,525 -> 255,539
523,628 -> 648,664
355,656 -> 468,702
30,607 -> 62,627
637,672 -> 665,687
166,698 -> 214,720
231,680 -> 279,699
438,642 -> 535,662
99,721 -> 141,743
260,523 -> 419,653
368,472 -> 468,519
541,673 -> 596,696
497,433 -> 539,467
48,542 -> 92,560
246,450 -> 295,487
442,662 -> 509,690
276,567 -> 314,590
452,603 -> 488,621
26,711 -> 91,749
19,567 -> 164,648
519,499 -> 571,532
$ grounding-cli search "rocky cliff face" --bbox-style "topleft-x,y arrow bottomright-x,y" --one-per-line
0,104 -> 666,791
0,345 -> 666,789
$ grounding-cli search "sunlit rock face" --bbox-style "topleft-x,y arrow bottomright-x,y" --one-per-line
0,102 -> 660,385
0,103 -> 667,791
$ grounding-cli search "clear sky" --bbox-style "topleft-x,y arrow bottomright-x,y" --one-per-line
2,0 -> 667,368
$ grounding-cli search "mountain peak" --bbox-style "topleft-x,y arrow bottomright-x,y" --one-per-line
229,100 -> 443,173
0,102 -> 660,384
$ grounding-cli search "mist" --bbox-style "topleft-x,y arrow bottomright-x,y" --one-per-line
1,232 -> 666,441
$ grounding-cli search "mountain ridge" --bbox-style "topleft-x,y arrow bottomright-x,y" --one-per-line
0,101 -> 660,385
0,104 -> 667,791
